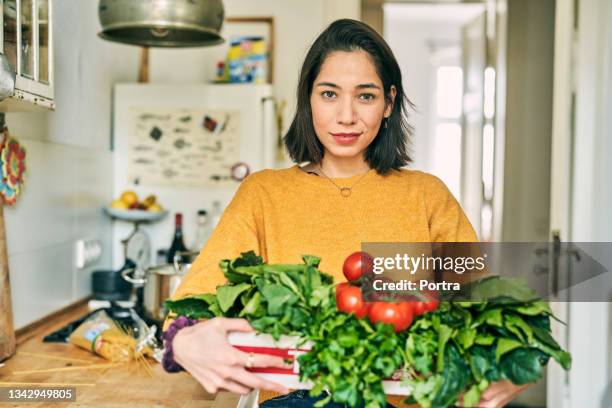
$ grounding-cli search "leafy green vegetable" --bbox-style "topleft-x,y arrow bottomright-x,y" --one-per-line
166,255 -> 572,408
403,276 -> 572,408
500,348 -> 546,384
299,312 -> 405,408
217,283 -> 252,313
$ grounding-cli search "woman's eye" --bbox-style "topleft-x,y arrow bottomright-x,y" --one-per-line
321,90 -> 336,99
359,93 -> 375,101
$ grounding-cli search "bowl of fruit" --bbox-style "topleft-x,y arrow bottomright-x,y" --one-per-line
105,191 -> 167,222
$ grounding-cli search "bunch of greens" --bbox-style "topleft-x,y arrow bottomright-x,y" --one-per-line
166,251 -> 404,407
164,251 -> 334,340
298,309 -> 407,408
165,254 -> 572,408
403,276 -> 572,408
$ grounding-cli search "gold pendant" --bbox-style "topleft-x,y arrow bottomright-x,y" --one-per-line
340,187 -> 351,197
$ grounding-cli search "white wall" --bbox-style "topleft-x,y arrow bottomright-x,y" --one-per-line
6,0 -> 138,328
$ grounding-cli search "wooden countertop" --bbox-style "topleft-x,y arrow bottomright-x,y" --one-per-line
0,300 -> 241,408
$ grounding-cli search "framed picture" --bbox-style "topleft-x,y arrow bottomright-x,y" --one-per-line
137,17 -> 276,85
219,16 -> 276,84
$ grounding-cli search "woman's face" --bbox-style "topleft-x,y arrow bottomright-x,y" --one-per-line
310,50 -> 395,162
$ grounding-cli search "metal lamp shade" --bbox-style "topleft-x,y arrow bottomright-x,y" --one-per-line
98,0 -> 225,47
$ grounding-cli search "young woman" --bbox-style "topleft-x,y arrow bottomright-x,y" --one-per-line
166,19 -> 528,407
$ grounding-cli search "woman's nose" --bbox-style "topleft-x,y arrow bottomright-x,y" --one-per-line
336,98 -> 357,125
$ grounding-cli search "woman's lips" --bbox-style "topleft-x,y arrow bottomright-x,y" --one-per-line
330,132 -> 362,144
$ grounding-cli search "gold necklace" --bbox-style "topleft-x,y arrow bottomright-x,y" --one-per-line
317,165 -> 371,197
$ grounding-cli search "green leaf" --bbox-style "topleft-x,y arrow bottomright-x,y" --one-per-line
302,254 -> 321,267
472,308 -> 503,328
457,327 -> 477,350
457,276 -> 540,303
500,348 -> 544,384
216,283 -> 252,313
474,333 -> 496,346
164,293 -> 219,319
436,324 -> 453,373
233,251 -> 264,267
530,325 -> 560,350
239,292 -> 262,317
513,301 -> 552,316
278,272 -> 304,299
496,338 -> 523,362
505,313 -> 534,343
431,344 -> 470,407
528,335 -> 572,370
462,382 -> 483,407
469,346 -> 500,382
260,284 -> 298,315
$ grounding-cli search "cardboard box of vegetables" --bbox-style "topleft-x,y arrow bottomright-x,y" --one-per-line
165,251 -> 571,408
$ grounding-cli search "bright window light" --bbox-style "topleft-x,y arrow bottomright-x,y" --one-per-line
482,124 -> 495,201
484,67 -> 496,119
433,123 -> 462,199
436,66 -> 463,119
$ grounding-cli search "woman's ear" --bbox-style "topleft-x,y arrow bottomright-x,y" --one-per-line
384,85 -> 397,118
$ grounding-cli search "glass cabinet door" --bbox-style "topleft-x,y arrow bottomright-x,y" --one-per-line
3,0 -> 18,71
1,0 -> 53,108
37,0 -> 48,83
20,0 -> 34,78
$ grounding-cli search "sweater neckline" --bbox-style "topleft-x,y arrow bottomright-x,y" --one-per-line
290,164 -> 377,188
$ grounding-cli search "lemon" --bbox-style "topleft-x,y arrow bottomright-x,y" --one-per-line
147,203 -> 163,212
111,199 -> 129,210
120,191 -> 138,206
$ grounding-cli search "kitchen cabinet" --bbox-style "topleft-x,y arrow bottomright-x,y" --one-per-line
0,0 -> 54,111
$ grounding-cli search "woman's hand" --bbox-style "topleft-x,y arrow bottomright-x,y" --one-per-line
173,317 -> 291,396
458,380 -> 529,407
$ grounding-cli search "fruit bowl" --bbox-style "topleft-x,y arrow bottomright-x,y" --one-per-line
104,207 -> 168,222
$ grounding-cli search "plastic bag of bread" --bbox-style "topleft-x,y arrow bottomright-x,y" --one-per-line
69,310 -> 153,362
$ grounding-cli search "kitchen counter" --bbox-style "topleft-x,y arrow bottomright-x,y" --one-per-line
0,300 -> 240,408
0,301 -> 418,408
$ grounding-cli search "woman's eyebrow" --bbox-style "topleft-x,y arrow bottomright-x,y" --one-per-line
356,83 -> 381,90
315,82 -> 381,90
315,81 -> 340,88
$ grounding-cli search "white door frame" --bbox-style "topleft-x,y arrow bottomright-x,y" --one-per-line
548,0 -> 612,407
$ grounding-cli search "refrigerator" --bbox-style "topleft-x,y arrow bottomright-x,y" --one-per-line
111,83 -> 278,269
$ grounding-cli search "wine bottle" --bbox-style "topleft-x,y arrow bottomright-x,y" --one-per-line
166,213 -> 189,264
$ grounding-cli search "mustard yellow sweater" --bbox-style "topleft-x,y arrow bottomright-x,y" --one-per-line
166,165 -> 477,406
170,164 -> 477,304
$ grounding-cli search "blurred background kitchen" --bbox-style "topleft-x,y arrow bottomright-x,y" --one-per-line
0,0 -> 610,407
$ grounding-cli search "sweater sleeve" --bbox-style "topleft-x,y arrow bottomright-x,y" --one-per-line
163,174 -> 264,330
422,173 -> 489,285
423,173 -> 478,243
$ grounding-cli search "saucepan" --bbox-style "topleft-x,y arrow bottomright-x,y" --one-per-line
122,251 -> 200,322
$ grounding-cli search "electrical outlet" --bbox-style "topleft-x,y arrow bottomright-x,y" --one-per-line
75,239 -> 102,269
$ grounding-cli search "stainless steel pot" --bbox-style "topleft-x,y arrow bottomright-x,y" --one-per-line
121,250 -> 199,322
98,0 -> 225,47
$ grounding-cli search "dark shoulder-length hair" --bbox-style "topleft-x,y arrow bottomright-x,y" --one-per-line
284,18 -> 413,174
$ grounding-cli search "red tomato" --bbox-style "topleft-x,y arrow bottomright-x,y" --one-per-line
367,302 -> 413,332
410,301 -> 428,317
336,285 -> 369,318
336,282 -> 352,296
342,252 -> 374,282
422,290 -> 440,312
